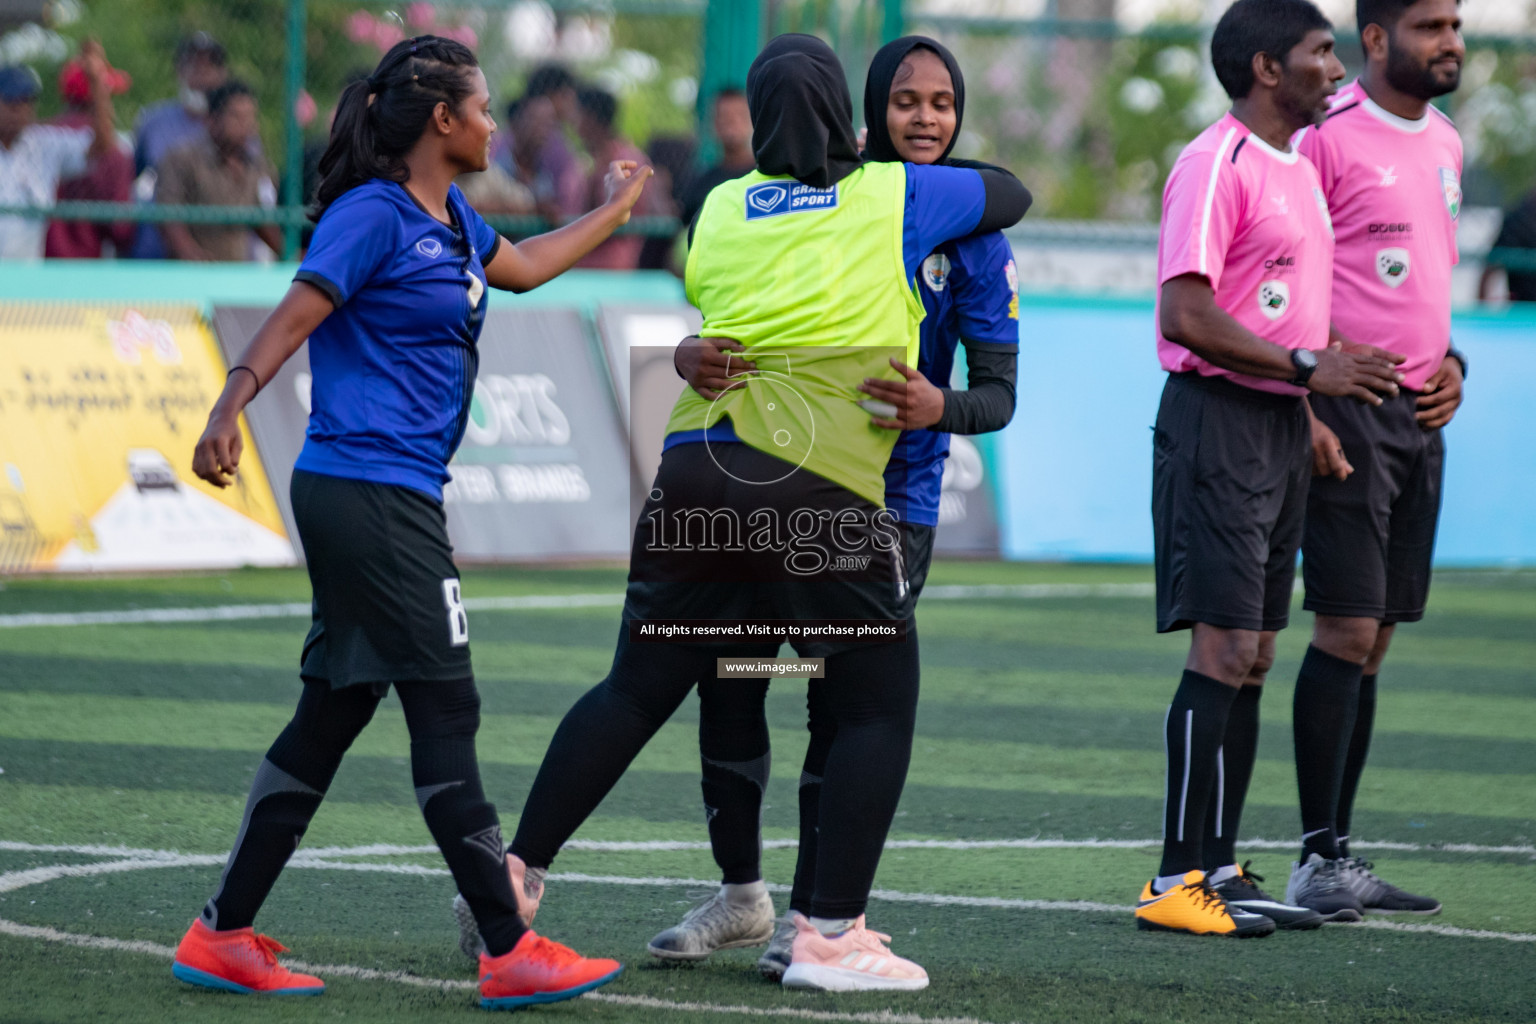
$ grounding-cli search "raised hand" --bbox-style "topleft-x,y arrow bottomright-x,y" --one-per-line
601,160 -> 654,224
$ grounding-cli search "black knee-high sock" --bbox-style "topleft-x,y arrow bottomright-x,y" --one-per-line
807,633 -> 920,919
509,625 -> 718,870
788,684 -> 834,916
204,679 -> 381,931
1158,670 -> 1238,880
1203,685 -> 1262,871
397,679 -> 524,958
1335,672 -> 1377,858
1293,645 -> 1363,862
697,679 -> 772,884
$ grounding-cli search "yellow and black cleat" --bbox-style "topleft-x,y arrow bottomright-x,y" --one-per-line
1135,870 -> 1276,937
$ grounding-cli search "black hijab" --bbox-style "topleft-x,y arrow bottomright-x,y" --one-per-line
862,35 -> 965,165
746,34 -> 862,189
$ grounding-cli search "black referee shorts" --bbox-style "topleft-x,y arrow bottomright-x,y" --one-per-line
1302,390 -> 1445,624
292,469 -> 473,688
1153,372 -> 1310,634
625,442 -> 914,656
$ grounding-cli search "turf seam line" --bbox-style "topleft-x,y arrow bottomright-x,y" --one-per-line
0,582 -> 1176,629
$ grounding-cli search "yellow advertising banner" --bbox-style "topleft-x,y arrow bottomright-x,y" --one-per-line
0,302 -> 295,572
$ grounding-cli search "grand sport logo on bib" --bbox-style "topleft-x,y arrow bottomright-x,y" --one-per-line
1376,247 -> 1410,288
1257,280 -> 1290,320
744,181 -> 838,220
922,253 -> 951,292
416,237 -> 444,258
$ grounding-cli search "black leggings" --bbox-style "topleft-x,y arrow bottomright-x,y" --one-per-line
510,624 -> 920,918
203,677 -> 525,955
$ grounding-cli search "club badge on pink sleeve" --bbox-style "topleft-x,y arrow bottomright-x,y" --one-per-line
1439,167 -> 1461,220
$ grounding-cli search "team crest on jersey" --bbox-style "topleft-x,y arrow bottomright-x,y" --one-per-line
416,237 -> 444,258
1312,187 -> 1334,239
1376,247 -> 1410,288
922,253 -> 951,292
1004,258 -> 1019,320
744,181 -> 838,220
1439,167 -> 1461,220
1257,280 -> 1290,320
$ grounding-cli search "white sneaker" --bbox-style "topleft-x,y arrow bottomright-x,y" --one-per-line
647,886 -> 776,961
780,913 -> 928,992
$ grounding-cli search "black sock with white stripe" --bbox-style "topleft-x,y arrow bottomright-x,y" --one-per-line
1157,670 -> 1238,883
1293,645 -> 1363,862
1202,684 -> 1263,873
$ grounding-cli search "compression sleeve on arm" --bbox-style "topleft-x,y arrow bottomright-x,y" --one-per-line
973,168 -> 1032,235
931,343 -> 1018,435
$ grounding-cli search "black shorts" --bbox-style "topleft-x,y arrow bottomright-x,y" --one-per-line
293,469 -> 472,688
624,442 -> 914,656
1153,372 -> 1310,634
1302,390 -> 1444,624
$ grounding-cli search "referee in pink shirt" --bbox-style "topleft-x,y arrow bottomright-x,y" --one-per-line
1133,0 -> 1405,938
1285,0 -> 1466,919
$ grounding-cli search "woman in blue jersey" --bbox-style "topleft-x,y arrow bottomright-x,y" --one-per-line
469,34 -> 1028,995
176,35 -> 649,1011
654,35 -> 1021,982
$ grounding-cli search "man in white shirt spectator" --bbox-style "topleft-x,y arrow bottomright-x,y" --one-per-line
0,41 -> 118,261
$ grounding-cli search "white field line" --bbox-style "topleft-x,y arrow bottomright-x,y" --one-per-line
0,583 -> 1167,630
0,847 -> 1531,945
7,837 -> 1532,860
0,920 -> 1006,1024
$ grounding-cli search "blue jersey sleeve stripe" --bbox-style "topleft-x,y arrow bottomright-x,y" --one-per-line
294,269 -> 344,307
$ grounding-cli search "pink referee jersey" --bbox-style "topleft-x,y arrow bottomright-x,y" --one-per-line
1156,112 -> 1336,396
1298,80 -> 1462,391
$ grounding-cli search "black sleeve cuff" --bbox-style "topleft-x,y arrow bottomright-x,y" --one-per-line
484,233 -> 503,266
293,270 -> 344,308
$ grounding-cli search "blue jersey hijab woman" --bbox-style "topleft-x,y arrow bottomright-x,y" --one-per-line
177,35 -> 649,1011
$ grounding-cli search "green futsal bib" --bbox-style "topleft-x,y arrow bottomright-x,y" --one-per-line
670,162 -> 924,507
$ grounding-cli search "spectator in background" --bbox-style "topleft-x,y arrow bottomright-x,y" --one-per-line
46,54 -> 134,258
130,32 -> 246,258
492,63 -> 584,222
574,85 -> 666,268
677,87 -> 754,229
638,132 -> 695,269
0,43 -> 118,261
156,81 -> 282,261
133,32 -> 230,177
1478,188 -> 1536,303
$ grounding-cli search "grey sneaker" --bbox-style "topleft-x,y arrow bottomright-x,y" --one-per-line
452,892 -> 485,961
1341,857 -> 1441,915
647,887 -> 776,961
1284,853 -> 1364,923
756,915 -> 797,979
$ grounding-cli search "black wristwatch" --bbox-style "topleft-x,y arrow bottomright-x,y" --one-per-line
1447,344 -> 1468,380
1289,347 -> 1318,387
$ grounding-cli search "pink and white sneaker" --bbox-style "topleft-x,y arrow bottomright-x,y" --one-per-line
779,913 -> 929,992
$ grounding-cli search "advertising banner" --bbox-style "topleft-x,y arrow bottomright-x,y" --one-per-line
213,305 -> 632,561
0,302 -> 295,573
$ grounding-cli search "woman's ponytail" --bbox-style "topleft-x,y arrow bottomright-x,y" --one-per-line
312,35 -> 479,217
